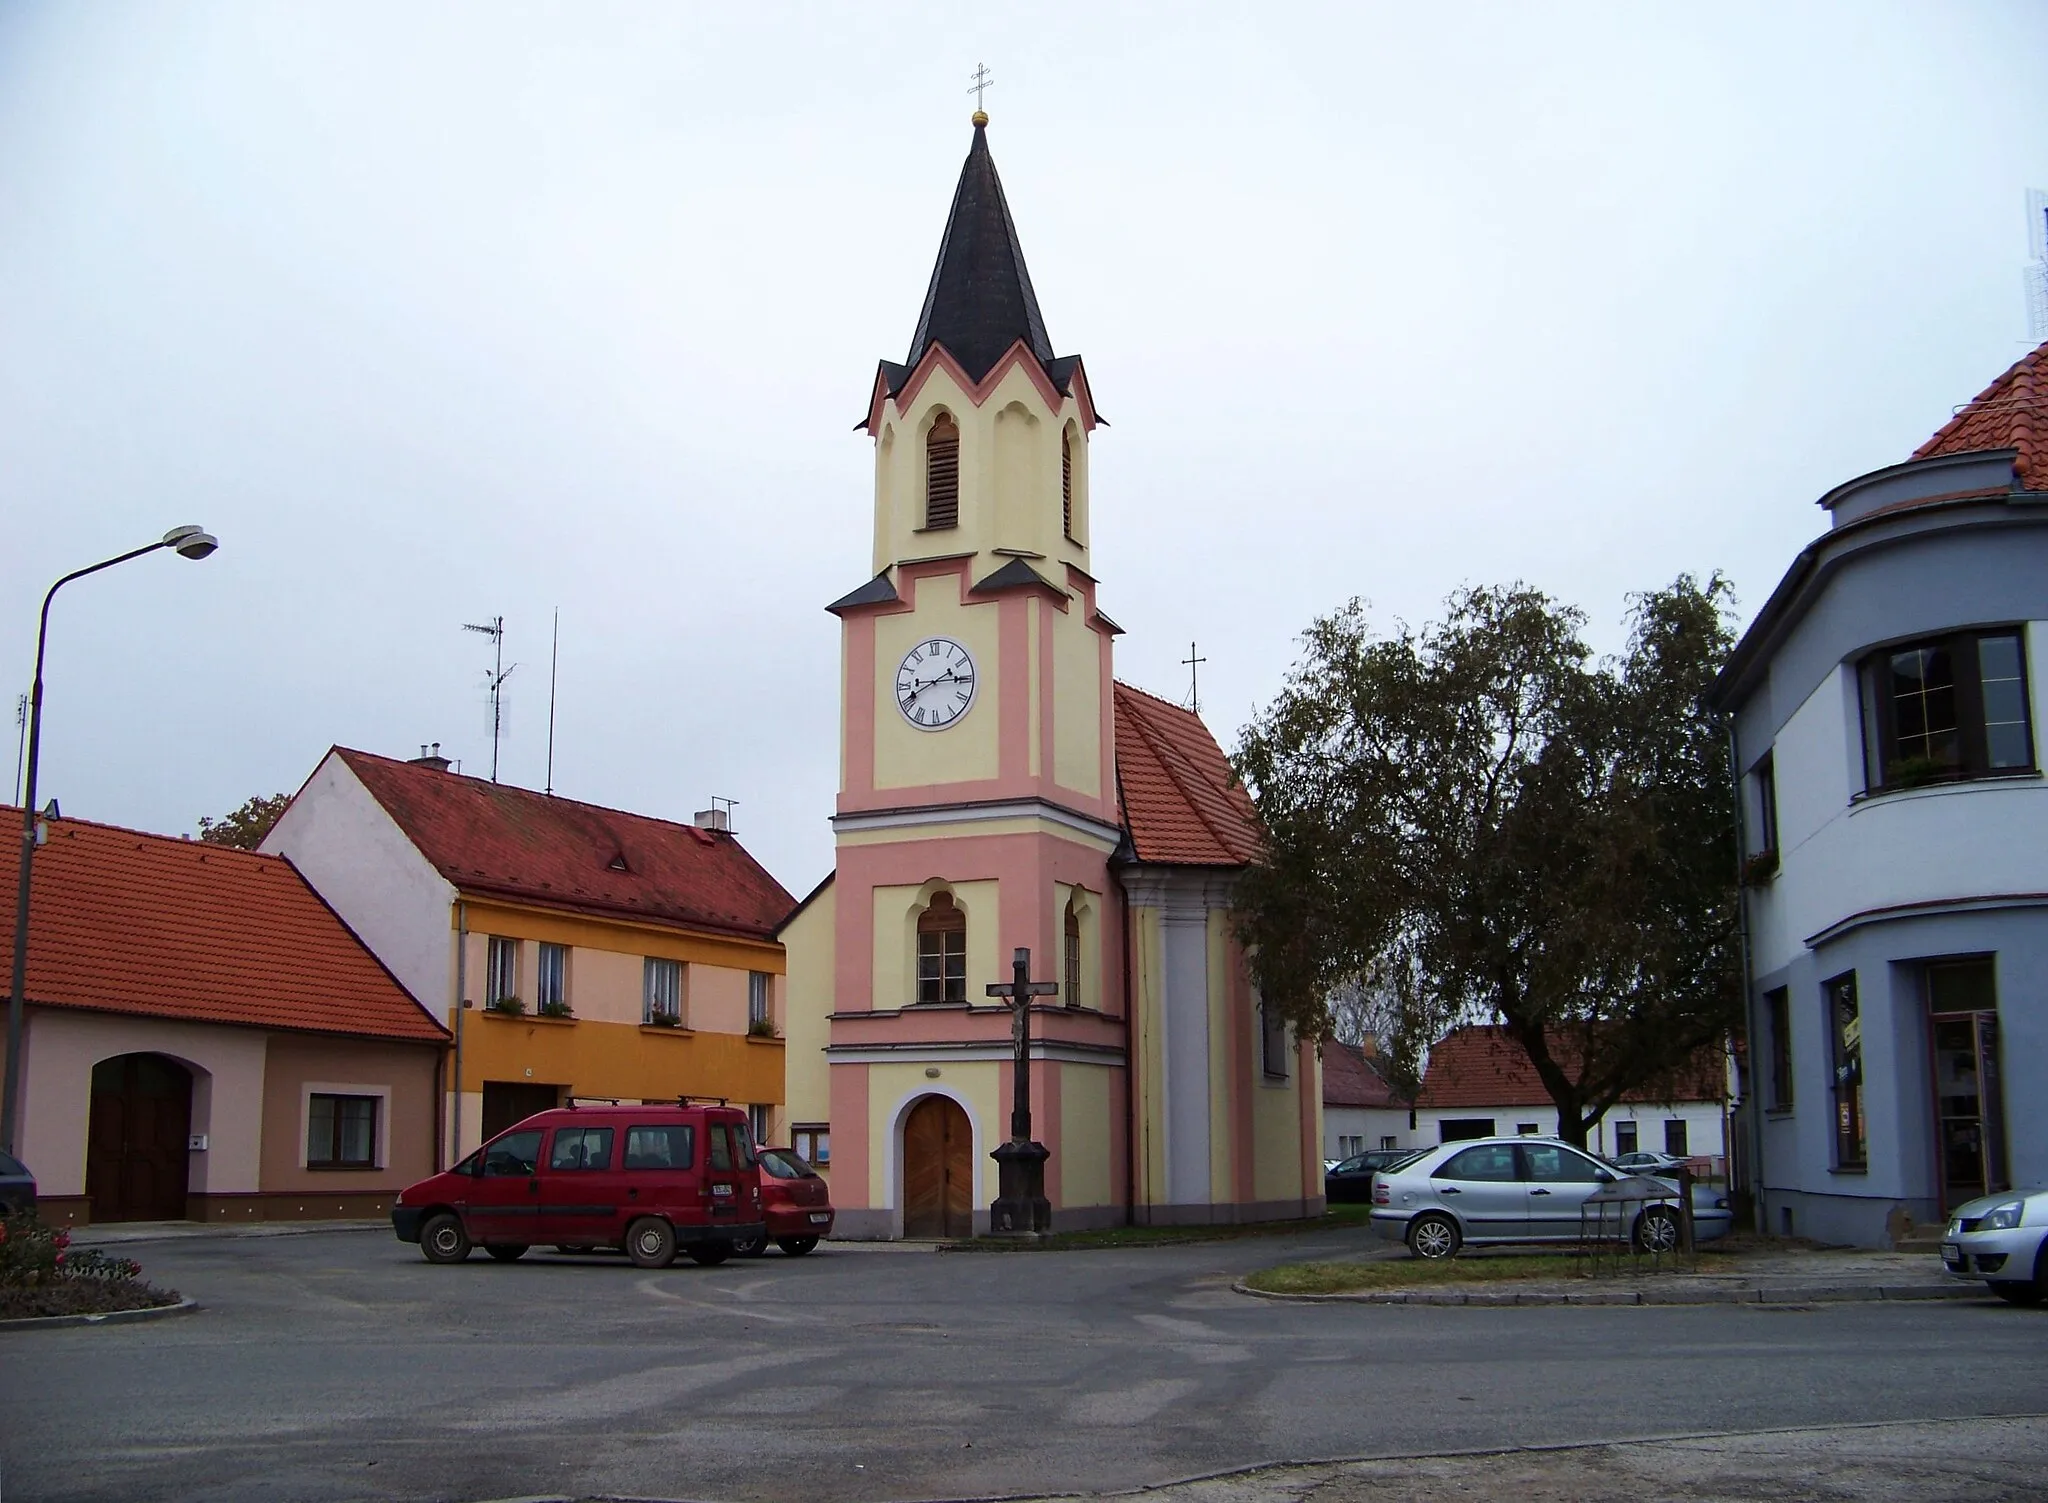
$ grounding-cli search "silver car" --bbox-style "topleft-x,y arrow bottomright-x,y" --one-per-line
1941,1186 -> 2048,1305
1369,1136 -> 1732,1259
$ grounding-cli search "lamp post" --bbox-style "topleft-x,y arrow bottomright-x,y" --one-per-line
3,527 -> 218,1155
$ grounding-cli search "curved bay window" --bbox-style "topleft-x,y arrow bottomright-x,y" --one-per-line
924,412 -> 960,530
1859,629 -> 2033,791
916,892 -> 967,1004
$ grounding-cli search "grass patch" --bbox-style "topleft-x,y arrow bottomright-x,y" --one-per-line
1246,1251 -> 1736,1295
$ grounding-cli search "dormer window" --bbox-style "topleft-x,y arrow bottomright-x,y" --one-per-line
924,413 -> 960,530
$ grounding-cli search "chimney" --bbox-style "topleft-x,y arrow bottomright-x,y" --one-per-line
409,741 -> 453,772
692,807 -> 729,832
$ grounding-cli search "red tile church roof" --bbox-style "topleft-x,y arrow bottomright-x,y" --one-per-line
333,749 -> 794,942
0,809 -> 447,1042
1911,338 -> 2045,490
1111,682 -> 1263,866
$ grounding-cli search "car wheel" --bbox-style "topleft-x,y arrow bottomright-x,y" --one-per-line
484,1243 -> 528,1262
419,1211 -> 471,1264
1407,1212 -> 1461,1261
1635,1207 -> 1681,1255
626,1217 -> 677,1269
777,1236 -> 819,1256
687,1240 -> 733,1267
1992,1280 -> 2045,1306
729,1231 -> 768,1258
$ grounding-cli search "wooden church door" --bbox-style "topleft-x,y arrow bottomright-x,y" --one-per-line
902,1095 -> 973,1238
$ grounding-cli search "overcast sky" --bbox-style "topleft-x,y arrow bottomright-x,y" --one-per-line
3,2 -> 2045,894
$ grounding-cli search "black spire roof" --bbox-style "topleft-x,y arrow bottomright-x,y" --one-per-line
904,120 -> 1055,384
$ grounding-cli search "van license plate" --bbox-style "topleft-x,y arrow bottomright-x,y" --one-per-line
809,1213 -> 831,1224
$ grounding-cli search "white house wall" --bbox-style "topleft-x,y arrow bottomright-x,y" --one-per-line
263,752 -> 457,1020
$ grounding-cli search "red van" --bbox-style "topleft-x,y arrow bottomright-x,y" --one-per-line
392,1103 -> 764,1268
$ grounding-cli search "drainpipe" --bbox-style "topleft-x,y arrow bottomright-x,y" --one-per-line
1113,867 -> 1136,1228
451,899 -> 468,1164
1723,714 -> 1767,1235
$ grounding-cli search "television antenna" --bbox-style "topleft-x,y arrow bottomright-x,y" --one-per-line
2026,190 -> 2048,344
462,616 -> 516,784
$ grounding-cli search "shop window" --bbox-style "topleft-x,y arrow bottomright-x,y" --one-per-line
1766,987 -> 1794,1111
792,1124 -> 831,1166
1826,972 -> 1866,1170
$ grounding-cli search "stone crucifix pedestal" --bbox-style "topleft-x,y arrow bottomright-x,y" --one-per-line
986,945 -> 1057,1236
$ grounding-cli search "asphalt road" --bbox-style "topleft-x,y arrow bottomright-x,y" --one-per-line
2,1224 -> 2045,1503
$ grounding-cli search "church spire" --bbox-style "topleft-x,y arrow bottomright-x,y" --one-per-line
905,118 -> 1055,384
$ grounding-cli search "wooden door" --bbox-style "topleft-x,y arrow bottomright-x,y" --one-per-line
902,1095 -> 973,1238
86,1054 -> 193,1222
481,1081 -> 562,1141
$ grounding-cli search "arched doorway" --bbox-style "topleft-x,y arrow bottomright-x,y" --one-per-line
87,1054 -> 193,1222
902,1095 -> 973,1239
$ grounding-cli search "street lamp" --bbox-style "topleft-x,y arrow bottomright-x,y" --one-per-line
3,527 -> 219,1154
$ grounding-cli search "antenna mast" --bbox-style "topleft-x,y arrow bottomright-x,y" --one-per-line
462,616 -> 516,784
1181,642 -> 1208,714
2026,189 -> 2048,344
545,608 -> 560,797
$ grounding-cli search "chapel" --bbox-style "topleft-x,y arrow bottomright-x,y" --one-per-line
778,111 -> 1322,1237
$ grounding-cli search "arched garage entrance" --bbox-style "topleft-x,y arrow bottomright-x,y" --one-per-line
902,1095 -> 973,1239
86,1053 -> 193,1221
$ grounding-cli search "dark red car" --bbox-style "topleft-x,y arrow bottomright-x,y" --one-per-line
730,1147 -> 833,1256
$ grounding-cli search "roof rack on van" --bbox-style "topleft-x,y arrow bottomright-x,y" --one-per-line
675,1096 -> 730,1107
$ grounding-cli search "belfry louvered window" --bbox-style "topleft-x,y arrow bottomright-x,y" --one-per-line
1061,431 -> 1074,538
924,413 -> 960,529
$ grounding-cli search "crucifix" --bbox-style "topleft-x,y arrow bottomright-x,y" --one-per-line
985,945 -> 1057,1234
967,62 -> 994,118
1182,641 -> 1207,713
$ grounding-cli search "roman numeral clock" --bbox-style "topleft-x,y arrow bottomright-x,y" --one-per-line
894,637 -> 977,730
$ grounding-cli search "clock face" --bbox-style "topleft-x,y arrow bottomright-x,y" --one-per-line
895,637 -> 978,730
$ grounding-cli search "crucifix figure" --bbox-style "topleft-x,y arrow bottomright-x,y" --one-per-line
968,62 -> 994,120
985,945 -> 1057,1234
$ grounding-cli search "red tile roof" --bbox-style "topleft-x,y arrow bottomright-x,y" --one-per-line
1112,682 -> 1263,866
1322,1040 -> 1407,1109
333,749 -> 795,941
0,809 -> 447,1042
1912,339 -> 2046,490
1415,1025 -> 1723,1109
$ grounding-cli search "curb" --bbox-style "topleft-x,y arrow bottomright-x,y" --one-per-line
68,1220 -> 387,1248
0,1295 -> 199,1332
1232,1279 -> 1977,1307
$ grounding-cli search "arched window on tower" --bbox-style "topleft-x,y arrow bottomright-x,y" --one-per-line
1061,430 -> 1074,539
1064,897 -> 1082,1009
924,412 -> 960,530
916,891 -> 967,1004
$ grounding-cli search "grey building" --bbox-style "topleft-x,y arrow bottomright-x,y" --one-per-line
1711,340 -> 2047,1248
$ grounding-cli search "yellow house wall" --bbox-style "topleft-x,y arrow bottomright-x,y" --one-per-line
873,573 -> 1001,790
872,878 -> 1000,1012
1129,905 -> 1168,1206
872,362 -> 1092,580
1052,600 -> 1101,797
780,883 -> 835,1132
459,1015 -> 783,1107
863,1060 -> 1001,1210
1058,1062 -> 1115,1209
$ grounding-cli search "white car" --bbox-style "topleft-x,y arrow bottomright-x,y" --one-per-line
1370,1136 -> 1732,1258
1942,1187 -> 2048,1305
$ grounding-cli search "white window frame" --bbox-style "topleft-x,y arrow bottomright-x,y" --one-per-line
486,937 -> 519,1006
643,957 -> 684,1023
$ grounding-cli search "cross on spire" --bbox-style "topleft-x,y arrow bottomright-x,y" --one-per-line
1182,642 -> 1208,714
968,62 -> 994,120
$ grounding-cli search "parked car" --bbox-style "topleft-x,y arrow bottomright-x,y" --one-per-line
730,1147 -> 835,1256
1370,1136 -> 1731,1259
393,1102 -> 765,1268
1608,1150 -> 1691,1175
1942,1186 -> 2048,1305
1325,1148 -> 1421,1205
0,1149 -> 35,1215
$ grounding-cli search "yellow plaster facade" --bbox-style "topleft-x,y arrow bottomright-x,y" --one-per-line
871,878 -> 1000,1014
872,574 -> 1002,790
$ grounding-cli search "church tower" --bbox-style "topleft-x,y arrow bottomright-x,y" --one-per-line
777,112 -> 1322,1240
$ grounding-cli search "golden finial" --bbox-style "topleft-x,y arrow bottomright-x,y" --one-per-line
968,62 -> 993,126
